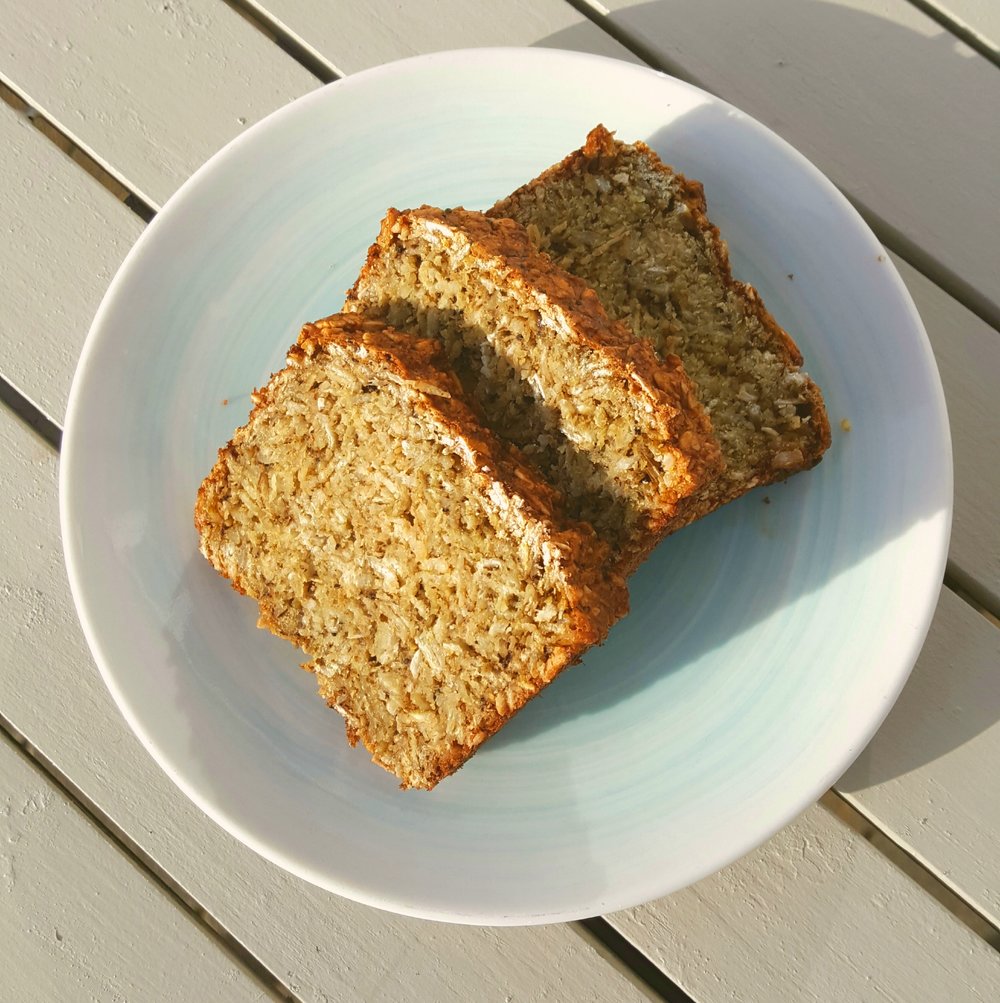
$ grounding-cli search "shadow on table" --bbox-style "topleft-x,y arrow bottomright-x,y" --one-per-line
536,0 -> 997,312
535,0 -> 995,175
837,589 -> 1000,793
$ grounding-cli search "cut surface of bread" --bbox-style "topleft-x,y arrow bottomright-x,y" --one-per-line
344,206 -> 721,572
195,314 -> 628,789
490,125 -> 831,524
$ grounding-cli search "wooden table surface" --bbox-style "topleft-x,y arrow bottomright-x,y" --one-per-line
2,2 -> 998,1000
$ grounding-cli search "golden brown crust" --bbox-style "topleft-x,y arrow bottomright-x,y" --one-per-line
195,312 -> 628,789
491,124 -> 832,507
347,205 -> 723,573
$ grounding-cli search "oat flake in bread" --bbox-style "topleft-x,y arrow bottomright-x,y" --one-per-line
490,125 -> 831,527
344,206 -> 722,574
195,314 -> 628,789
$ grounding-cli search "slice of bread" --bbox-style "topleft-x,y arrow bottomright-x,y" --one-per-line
344,206 -> 722,572
195,314 -> 628,789
490,125 -> 831,525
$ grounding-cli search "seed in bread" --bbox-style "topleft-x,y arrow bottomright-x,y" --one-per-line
194,314 -> 628,789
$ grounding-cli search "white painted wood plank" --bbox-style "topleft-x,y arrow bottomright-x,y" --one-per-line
0,0 -> 318,207
838,588 -> 1000,928
0,417 -> 648,1003
891,253 -> 1000,609
0,101 -> 144,425
0,736 -> 266,1002
581,0 -> 1000,318
609,802 -> 1000,1002
244,0 -> 635,72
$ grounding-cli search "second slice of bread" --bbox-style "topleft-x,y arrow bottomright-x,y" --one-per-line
195,314 -> 628,789
490,126 -> 831,526
345,206 -> 722,572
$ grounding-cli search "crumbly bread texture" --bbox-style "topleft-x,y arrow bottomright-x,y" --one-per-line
344,206 -> 721,572
490,125 -> 831,524
195,314 -> 628,789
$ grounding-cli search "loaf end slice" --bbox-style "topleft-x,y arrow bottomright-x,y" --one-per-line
195,313 -> 628,789
345,206 -> 722,572
490,125 -> 831,525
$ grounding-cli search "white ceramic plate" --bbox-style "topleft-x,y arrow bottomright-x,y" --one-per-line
61,48 -> 951,925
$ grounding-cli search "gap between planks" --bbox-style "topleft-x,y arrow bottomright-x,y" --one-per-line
822,790 -> 1000,953
574,919 -> 698,1002
0,71 -> 161,216
0,375 -> 61,451
0,80 -> 156,224
904,0 -> 1000,66
221,0 -> 342,82
947,560 -> 1000,631
0,713 -> 300,1003
940,574 -> 993,624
